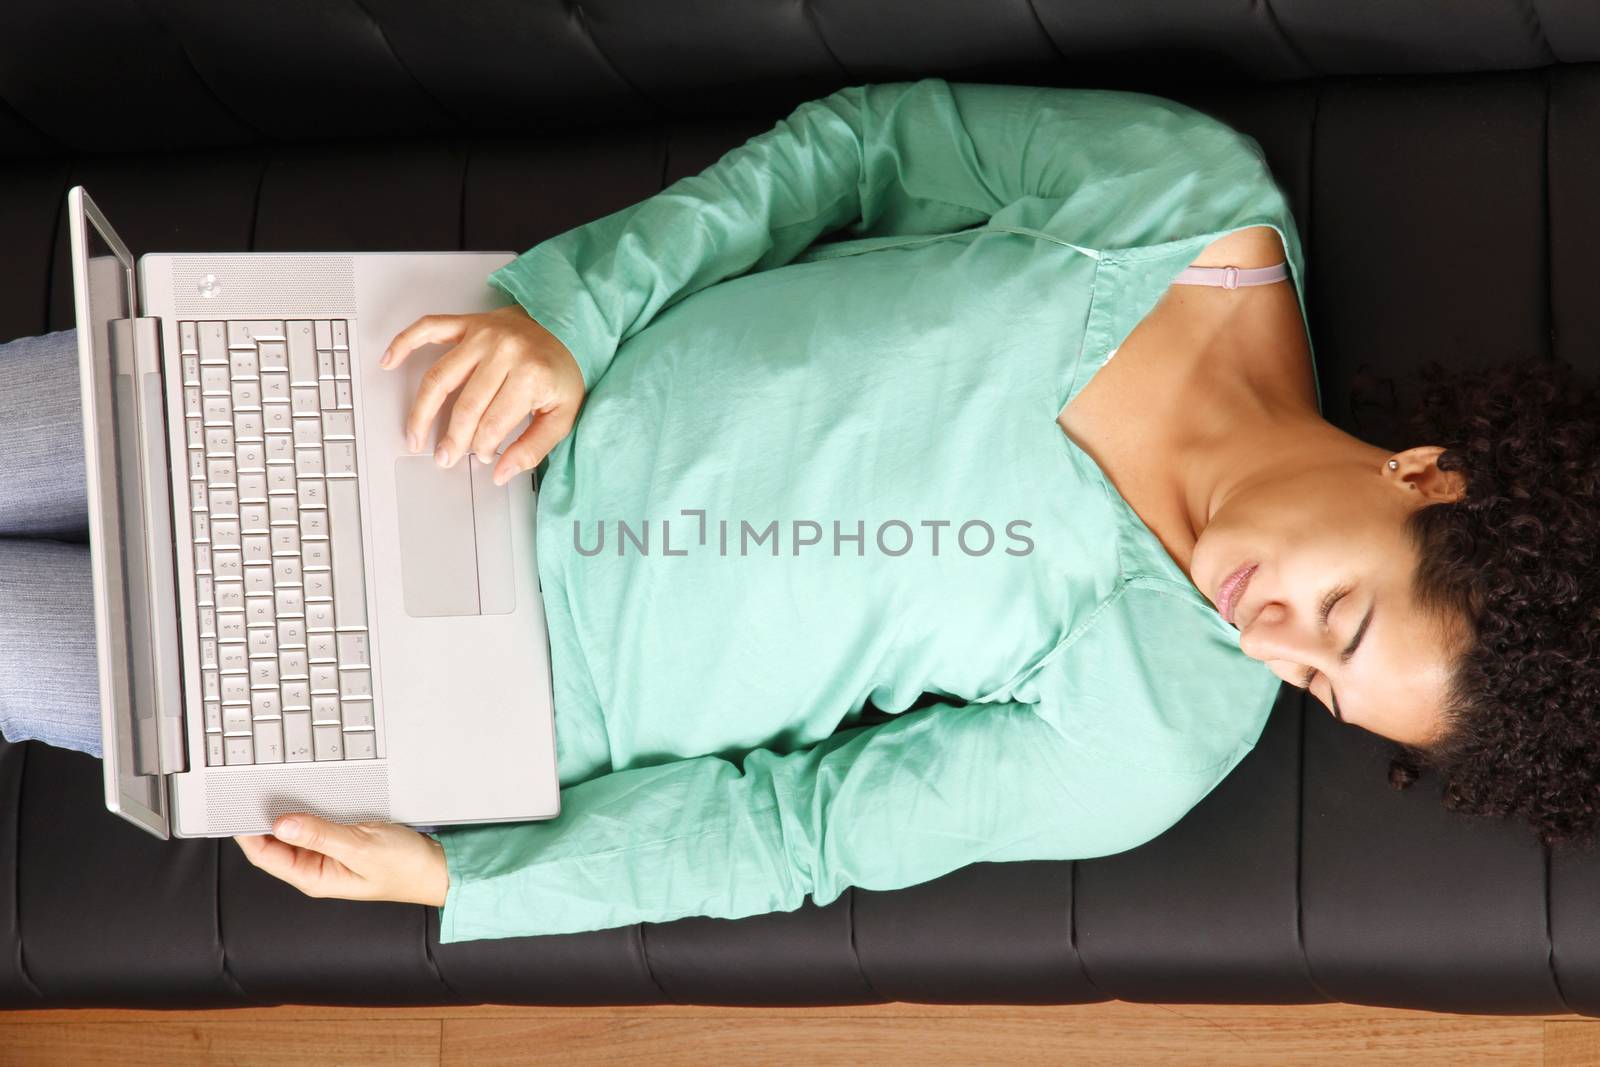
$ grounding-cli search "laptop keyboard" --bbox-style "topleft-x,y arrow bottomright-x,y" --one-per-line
178,319 -> 380,767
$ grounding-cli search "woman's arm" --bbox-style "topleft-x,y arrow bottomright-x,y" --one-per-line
427,580 -> 1279,942
490,77 -> 1276,393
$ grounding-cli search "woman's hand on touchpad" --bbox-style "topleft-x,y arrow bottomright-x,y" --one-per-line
380,304 -> 584,485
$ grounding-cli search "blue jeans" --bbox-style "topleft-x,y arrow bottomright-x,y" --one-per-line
0,327 -> 439,832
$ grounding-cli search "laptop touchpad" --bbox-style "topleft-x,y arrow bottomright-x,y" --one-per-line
394,456 -> 483,617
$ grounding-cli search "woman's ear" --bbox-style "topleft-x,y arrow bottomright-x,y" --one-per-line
1390,445 -> 1466,503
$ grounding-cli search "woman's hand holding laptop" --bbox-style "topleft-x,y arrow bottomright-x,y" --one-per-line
234,814 -> 449,907
381,303 -> 583,486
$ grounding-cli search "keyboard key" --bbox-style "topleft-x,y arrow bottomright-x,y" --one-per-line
308,632 -> 337,662
344,731 -> 375,759
260,371 -> 289,401
237,442 -> 265,471
228,321 -> 285,346
223,706 -> 251,734
199,637 -> 218,667
218,642 -> 247,672
225,737 -> 254,765
215,582 -> 244,610
212,550 -> 241,578
324,442 -> 355,476
275,586 -> 304,617
303,571 -> 331,600
209,488 -> 238,517
206,458 -> 236,486
313,725 -> 344,761
235,412 -> 263,441
207,734 -> 225,766
339,670 -> 371,700
182,354 -> 200,383
230,351 -> 258,379
221,675 -> 249,703
217,612 -> 246,641
180,321 -> 199,354
278,620 -> 307,650
322,410 -> 355,439
184,385 -> 201,416
267,466 -> 296,494
243,565 -> 272,594
206,427 -> 234,455
199,322 -> 227,364
242,534 -> 271,562
280,650 -> 308,679
271,526 -> 301,556
188,419 -> 205,449
284,711 -> 313,762
327,477 -> 367,626
251,689 -> 281,717
240,504 -> 269,532
310,665 -> 338,692
204,701 -> 222,731
306,603 -> 335,631
292,387 -> 319,415
194,544 -> 212,575
192,511 -> 211,542
248,627 -> 277,657
272,556 -> 302,585
315,321 -> 332,349
334,350 -> 351,378
317,351 -> 335,379
202,670 -> 219,701
263,405 -> 292,432
292,416 -> 321,446
250,659 -> 279,688
341,700 -> 373,729
232,380 -> 261,410
202,396 -> 231,424
300,510 -> 327,539
332,320 -> 348,348
312,695 -> 341,723
319,380 -> 336,410
245,598 -> 275,626
188,450 -> 206,479
337,632 -> 369,667
198,607 -> 217,637
288,321 -> 317,384
302,540 -> 329,570
298,478 -> 325,509
254,720 -> 284,763
335,380 -> 352,409
258,342 -> 288,372
238,473 -> 268,502
265,435 -> 294,464
281,680 -> 310,709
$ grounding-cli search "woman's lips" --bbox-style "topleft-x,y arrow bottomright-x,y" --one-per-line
1219,562 -> 1259,626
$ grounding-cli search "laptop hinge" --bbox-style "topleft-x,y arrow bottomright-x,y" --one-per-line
132,316 -> 189,775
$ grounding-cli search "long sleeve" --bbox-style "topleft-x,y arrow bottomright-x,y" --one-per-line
487,76 -> 1275,392
426,580 -> 1281,943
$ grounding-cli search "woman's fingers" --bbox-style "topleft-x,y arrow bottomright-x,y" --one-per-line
495,402 -> 576,485
468,368 -> 538,463
403,335 -> 489,455
233,814 -> 371,899
436,356 -> 514,467
381,314 -> 467,370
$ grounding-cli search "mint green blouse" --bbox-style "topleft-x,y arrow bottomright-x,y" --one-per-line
426,77 -> 1321,943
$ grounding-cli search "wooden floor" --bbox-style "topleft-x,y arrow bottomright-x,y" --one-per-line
3,1002 -> 1600,1065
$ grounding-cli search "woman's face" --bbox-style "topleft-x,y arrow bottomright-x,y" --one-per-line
1191,445 -> 1468,746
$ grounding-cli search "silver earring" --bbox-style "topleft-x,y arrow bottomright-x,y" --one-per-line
1387,460 -> 1399,470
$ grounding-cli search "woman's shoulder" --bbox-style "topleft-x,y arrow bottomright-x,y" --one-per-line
1187,224 -> 1288,270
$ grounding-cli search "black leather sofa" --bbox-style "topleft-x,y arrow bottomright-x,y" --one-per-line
5,1 -> 1600,1011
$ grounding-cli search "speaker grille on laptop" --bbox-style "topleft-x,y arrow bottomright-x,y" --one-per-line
204,761 -> 390,834
168,254 -> 356,318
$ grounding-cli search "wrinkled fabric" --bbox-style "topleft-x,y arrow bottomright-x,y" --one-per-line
425,77 -> 1320,942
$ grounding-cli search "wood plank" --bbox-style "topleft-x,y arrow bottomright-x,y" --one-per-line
0,1020 -> 441,1067
1546,1021 -> 1600,1067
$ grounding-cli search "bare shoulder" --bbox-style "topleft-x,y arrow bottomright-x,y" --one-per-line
1187,224 -> 1287,269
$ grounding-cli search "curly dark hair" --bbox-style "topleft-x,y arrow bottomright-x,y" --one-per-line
1382,353 -> 1600,849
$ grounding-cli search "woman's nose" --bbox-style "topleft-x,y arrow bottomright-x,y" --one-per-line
1237,600 -> 1313,665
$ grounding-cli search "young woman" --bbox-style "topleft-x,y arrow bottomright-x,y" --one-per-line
1,78 -> 1584,943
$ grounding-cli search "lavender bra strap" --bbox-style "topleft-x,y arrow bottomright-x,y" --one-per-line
1171,261 -> 1289,289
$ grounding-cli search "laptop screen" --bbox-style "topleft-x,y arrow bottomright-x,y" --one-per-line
70,187 -> 168,838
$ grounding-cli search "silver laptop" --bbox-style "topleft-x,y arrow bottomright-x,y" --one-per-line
68,185 -> 561,839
